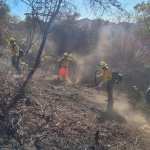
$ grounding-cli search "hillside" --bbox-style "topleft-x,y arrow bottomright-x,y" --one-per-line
0,74 -> 150,150
0,1 -> 150,149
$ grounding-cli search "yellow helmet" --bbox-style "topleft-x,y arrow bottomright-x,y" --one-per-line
100,61 -> 106,66
100,61 -> 108,68
9,37 -> 16,42
44,55 -> 49,59
64,52 -> 68,57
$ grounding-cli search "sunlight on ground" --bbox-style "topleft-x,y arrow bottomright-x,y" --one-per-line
89,90 -> 150,134
114,94 -> 150,134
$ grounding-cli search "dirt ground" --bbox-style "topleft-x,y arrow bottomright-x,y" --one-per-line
0,75 -> 150,150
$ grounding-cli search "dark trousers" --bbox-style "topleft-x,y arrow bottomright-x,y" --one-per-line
106,80 -> 114,111
11,55 -> 21,74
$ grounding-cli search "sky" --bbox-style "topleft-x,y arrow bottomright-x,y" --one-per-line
6,0 -> 144,20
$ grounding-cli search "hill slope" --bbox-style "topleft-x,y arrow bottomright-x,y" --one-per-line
0,76 -> 150,149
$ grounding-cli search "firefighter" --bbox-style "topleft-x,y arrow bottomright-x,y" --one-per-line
9,37 -> 21,74
57,52 -> 73,83
97,61 -> 114,111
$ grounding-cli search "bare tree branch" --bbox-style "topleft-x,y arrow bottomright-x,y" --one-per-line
7,0 -> 63,111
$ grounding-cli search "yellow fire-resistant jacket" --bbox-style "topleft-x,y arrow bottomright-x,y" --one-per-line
58,56 -> 74,68
9,41 -> 19,56
100,68 -> 112,81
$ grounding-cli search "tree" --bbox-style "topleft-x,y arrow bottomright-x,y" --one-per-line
134,2 -> 150,33
0,1 -> 10,44
0,0 -> 9,21
52,16 -> 104,55
23,15 -> 40,55
7,0 -> 64,113
134,2 -> 150,66
20,0 -> 63,87
90,0 -> 122,15
4,0 -> 124,112
19,0 -> 122,88
0,0 -> 125,148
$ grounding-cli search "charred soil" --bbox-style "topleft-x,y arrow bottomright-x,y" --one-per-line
0,74 -> 149,150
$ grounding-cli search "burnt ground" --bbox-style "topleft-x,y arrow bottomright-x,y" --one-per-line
0,75 -> 150,150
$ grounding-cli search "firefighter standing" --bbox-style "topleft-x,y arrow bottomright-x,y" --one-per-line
97,61 -> 114,111
58,52 -> 74,83
9,37 -> 21,74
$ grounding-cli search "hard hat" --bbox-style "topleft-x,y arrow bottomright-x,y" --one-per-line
104,64 -> 109,69
100,61 -> 109,69
64,52 -> 68,56
44,55 -> 49,59
100,61 -> 106,66
9,37 -> 16,42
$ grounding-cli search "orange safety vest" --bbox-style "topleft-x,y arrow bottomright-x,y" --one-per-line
58,67 -> 69,80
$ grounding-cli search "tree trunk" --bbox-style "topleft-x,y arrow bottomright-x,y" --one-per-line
7,0 -> 63,110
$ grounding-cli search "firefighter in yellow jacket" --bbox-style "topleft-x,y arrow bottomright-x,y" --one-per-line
97,61 -> 114,111
99,61 -> 112,81
9,37 -> 21,74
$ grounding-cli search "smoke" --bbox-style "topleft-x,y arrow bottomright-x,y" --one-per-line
96,25 -> 114,59
72,23 -> 150,134
73,53 -> 98,84
72,22 -> 144,86
90,89 -> 150,134
114,93 -> 150,133
70,25 -> 114,83
95,24 -> 143,73
72,24 -> 131,83
71,25 -> 121,83
41,21 -> 143,87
